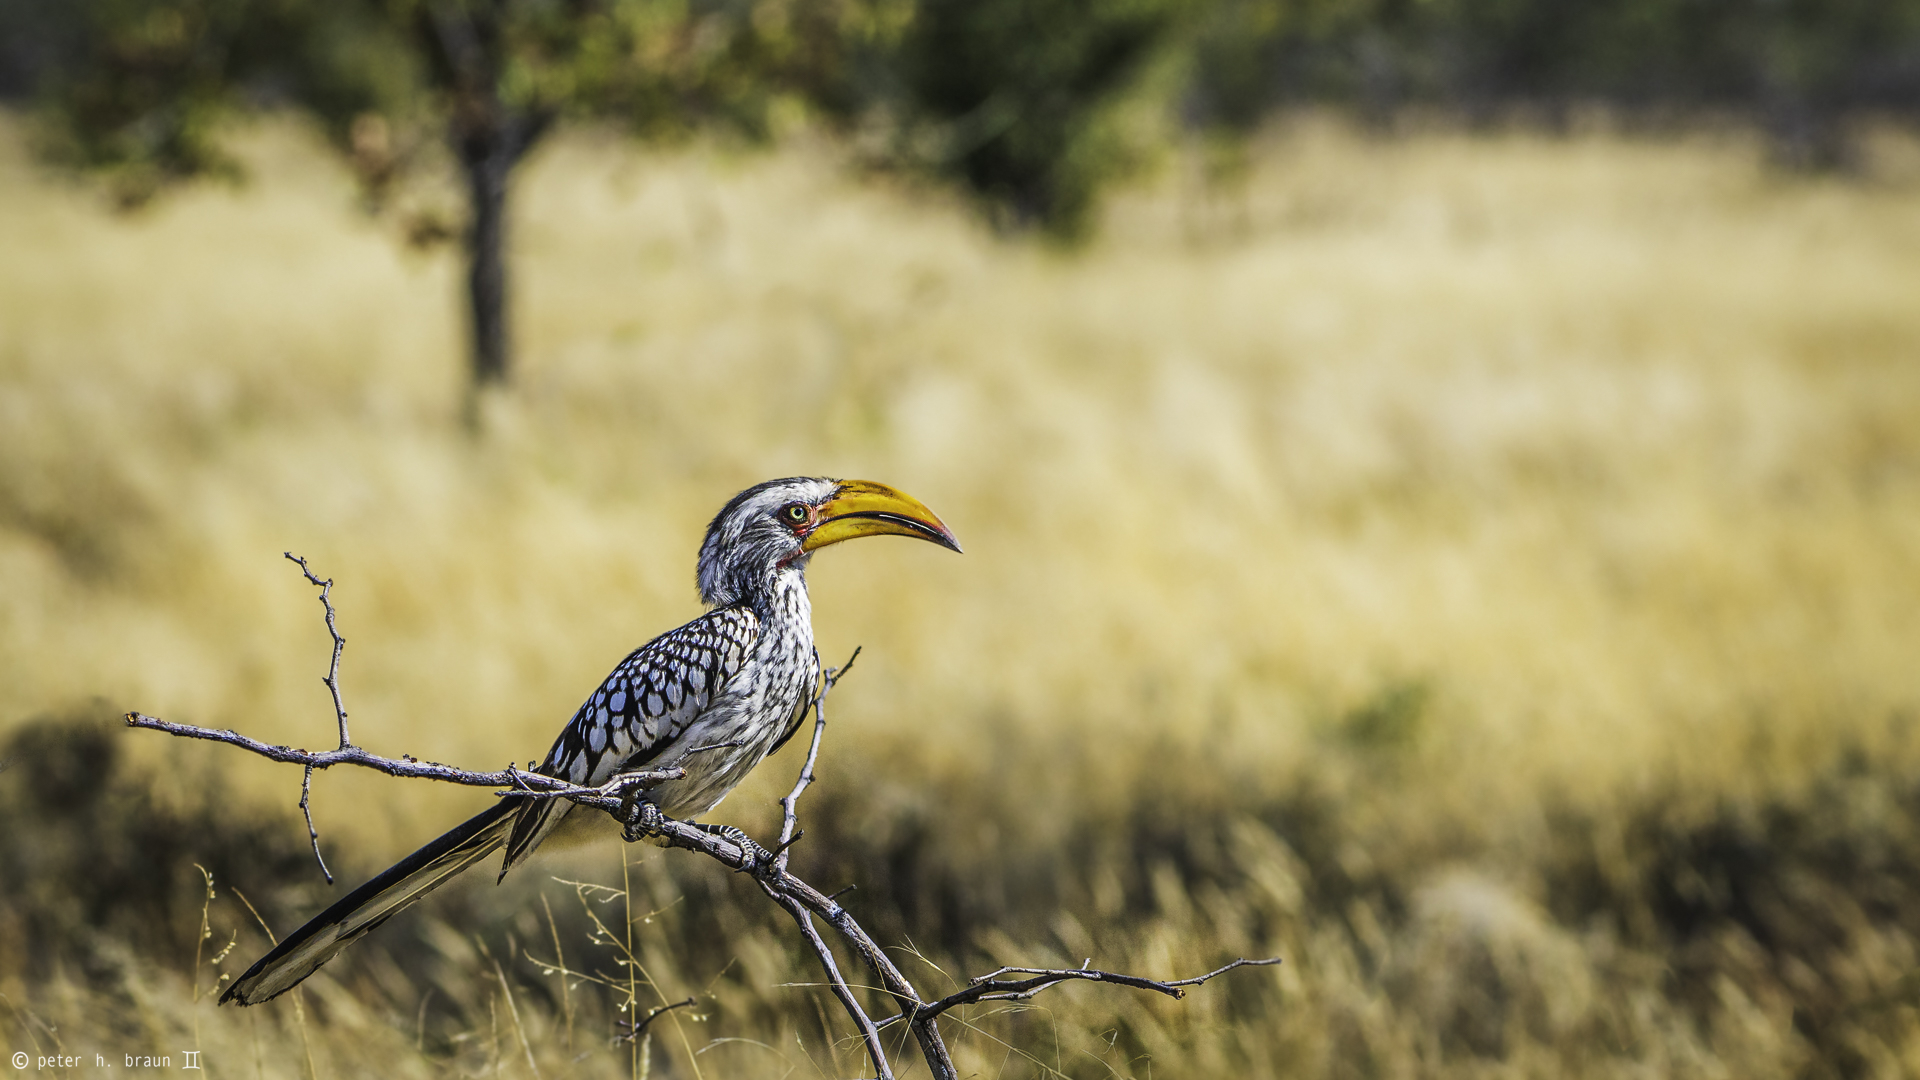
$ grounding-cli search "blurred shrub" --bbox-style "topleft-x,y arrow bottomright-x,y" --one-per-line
0,713 -> 319,983
3,0 -> 1183,236
12,0 -> 1918,242
1543,744 -> 1920,1071
5,0 -> 919,385
1186,0 -> 1920,166
890,0 -> 1188,236
16,0 -> 896,203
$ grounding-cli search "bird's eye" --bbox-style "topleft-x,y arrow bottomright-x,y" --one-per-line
780,503 -> 810,525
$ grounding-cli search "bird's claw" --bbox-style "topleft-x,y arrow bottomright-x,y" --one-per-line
622,799 -> 665,843
695,822 -> 775,874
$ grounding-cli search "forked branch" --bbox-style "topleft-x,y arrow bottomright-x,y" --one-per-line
901,956 -> 1286,1026
122,712 -> 680,796
285,552 -> 350,750
125,557 -> 1280,1080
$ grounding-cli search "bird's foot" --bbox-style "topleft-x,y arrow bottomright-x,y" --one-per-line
621,798 -> 666,844
694,822 -> 774,874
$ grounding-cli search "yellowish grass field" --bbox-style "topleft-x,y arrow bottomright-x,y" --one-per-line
3,112 -> 1920,1077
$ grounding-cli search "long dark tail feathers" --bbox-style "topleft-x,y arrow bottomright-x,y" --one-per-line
221,800 -> 519,1006
501,792 -> 575,878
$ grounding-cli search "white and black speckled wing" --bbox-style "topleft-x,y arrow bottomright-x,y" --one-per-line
500,606 -> 761,870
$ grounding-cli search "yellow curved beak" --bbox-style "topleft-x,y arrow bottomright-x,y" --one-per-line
802,480 -> 963,554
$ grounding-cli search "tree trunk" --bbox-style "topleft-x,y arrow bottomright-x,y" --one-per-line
462,142 -> 512,386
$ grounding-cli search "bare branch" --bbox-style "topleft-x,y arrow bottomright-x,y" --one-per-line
776,646 -> 859,876
123,712 -> 683,797
284,553 -> 350,749
298,765 -> 332,884
129,690 -> 944,1072
764,890 -> 893,1080
906,957 -> 1283,1025
830,648 -> 863,686
127,568 -> 1278,1080
502,765 -> 688,802
743,643 -> 917,1079
282,552 -> 350,882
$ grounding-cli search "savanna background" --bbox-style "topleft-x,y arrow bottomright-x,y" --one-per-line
4,1 -> 1920,1077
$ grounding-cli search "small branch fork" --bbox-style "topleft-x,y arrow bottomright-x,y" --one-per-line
125,557 -> 1281,1080
285,553 -> 350,749
775,645 -> 857,876
292,552 -> 351,882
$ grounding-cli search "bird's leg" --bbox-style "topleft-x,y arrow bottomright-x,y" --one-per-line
691,822 -> 775,874
621,796 -> 666,844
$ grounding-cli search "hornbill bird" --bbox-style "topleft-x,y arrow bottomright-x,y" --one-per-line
222,477 -> 960,1005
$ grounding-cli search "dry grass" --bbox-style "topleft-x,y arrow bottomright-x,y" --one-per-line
3,111 -> 1920,1077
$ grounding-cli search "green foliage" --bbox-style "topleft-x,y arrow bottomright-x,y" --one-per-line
1186,0 -> 1374,131
20,0 -> 931,385
896,0 -> 1190,236
35,0 -> 282,205
1185,0 -> 1920,161
29,0 -> 896,206
24,0 -> 1201,235
21,0 -> 1920,261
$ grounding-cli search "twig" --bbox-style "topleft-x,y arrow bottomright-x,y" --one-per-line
502,765 -> 689,802
903,957 -> 1284,1025
282,553 -> 351,880
125,714 -> 786,876
284,554 -> 350,750
753,645 -> 898,1078
764,890 -> 892,1080
713,645 -> 954,1077
122,712 -> 681,795
776,647 -> 858,876
617,998 -> 696,1043
298,765 -> 332,884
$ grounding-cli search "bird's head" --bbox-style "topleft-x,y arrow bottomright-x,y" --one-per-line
696,477 -> 962,608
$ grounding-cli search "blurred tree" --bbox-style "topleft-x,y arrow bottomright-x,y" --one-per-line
896,0 -> 1191,237
28,0 -> 901,388
1182,0 -> 1920,166
16,0 -> 1920,340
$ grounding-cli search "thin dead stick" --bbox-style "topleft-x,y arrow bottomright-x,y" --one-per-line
775,647 -> 859,877
123,712 -> 681,795
285,554 -> 351,749
886,957 -> 1286,1027
283,553 -> 349,879
298,765 -> 331,884
722,643 -> 952,1078
765,888 -> 892,1080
